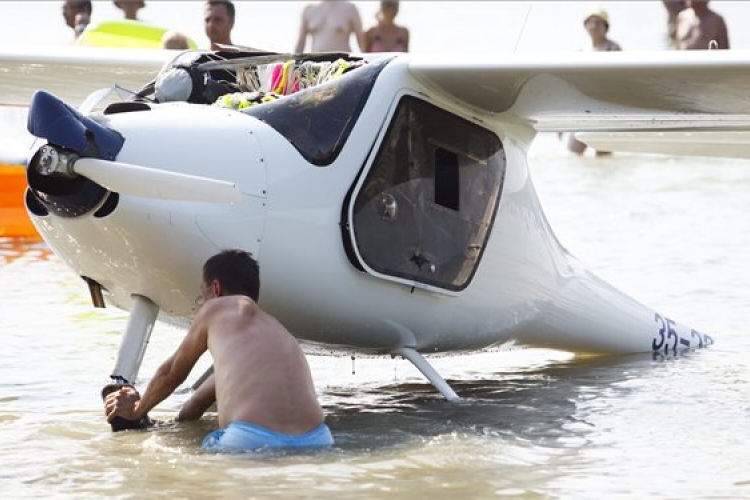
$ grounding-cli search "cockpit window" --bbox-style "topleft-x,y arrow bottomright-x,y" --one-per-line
244,58 -> 390,166
350,96 -> 506,291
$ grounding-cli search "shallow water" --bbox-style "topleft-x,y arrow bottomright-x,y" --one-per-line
3,1 -> 750,496
2,137 -> 749,498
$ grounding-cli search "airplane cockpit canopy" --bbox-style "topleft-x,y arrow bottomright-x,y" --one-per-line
139,50 -> 391,165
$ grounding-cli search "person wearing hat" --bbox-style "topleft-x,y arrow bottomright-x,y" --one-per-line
583,8 -> 621,52
113,0 -> 144,21
563,8 -> 621,155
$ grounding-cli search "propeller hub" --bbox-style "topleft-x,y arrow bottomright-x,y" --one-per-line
36,145 -> 78,178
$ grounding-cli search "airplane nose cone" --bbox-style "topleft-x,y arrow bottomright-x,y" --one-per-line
27,90 -> 124,159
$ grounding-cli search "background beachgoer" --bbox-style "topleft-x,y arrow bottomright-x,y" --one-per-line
565,7 -> 621,155
113,0 -> 144,21
675,0 -> 729,50
162,30 -> 190,50
583,7 -> 621,52
363,0 -> 409,53
62,0 -> 92,39
295,1 -> 364,53
204,0 -> 234,50
663,0 -> 688,45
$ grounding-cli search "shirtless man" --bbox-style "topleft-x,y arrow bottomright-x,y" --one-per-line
675,0 -> 729,50
103,249 -> 333,451
204,0 -> 234,50
295,1 -> 364,53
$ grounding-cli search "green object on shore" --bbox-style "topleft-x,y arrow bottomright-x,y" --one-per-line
76,19 -> 197,49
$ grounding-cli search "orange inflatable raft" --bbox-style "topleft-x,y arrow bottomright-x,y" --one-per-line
0,163 -> 39,240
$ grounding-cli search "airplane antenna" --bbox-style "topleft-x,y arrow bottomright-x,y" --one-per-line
512,4 -> 533,53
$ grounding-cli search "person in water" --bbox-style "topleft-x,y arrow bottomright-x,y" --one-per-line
113,0 -> 144,21
295,1 -> 364,53
363,0 -> 409,53
162,30 -> 190,50
103,249 -> 333,452
675,0 -> 729,50
565,7 -> 621,155
204,0 -> 235,50
62,0 -> 92,39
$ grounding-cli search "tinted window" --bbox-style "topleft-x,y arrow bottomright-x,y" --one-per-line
351,96 -> 505,291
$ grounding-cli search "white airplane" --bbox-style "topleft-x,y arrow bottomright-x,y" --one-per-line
2,45 -> 738,404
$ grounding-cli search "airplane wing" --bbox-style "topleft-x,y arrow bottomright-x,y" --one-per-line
5,47 -> 750,159
408,50 -> 750,157
0,45 -> 177,107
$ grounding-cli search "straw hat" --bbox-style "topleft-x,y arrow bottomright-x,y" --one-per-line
584,7 -> 610,30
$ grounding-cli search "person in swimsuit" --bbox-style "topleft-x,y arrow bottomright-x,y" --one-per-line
294,1 -> 364,53
564,7 -> 621,155
363,0 -> 409,53
204,0 -> 235,51
675,0 -> 729,50
103,249 -> 333,452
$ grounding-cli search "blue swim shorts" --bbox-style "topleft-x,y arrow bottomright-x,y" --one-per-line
202,421 -> 334,452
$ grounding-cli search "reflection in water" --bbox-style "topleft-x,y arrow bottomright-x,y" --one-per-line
0,237 -> 51,265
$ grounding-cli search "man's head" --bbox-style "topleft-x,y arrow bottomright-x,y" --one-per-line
204,0 -> 235,48
584,8 -> 609,34
687,0 -> 710,13
62,0 -> 92,29
114,0 -> 145,20
162,30 -> 190,50
202,249 -> 260,302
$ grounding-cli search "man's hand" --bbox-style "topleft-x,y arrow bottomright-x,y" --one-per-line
104,386 -> 142,423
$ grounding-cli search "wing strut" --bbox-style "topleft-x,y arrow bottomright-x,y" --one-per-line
396,348 -> 460,402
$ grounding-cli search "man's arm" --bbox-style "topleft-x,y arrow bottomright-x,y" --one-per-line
176,373 -> 216,422
105,304 -> 213,423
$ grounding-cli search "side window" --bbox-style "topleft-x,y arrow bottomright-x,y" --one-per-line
350,96 -> 505,291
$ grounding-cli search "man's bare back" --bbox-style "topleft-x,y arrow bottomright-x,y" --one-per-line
104,249 -> 331,451
204,296 -> 324,432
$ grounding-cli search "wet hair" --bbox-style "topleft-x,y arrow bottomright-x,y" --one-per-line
206,0 -> 235,22
203,249 -> 260,302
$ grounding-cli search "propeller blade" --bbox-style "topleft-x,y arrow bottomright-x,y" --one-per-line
73,158 -> 241,203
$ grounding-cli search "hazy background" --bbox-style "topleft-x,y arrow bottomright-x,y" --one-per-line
1,1 -> 750,54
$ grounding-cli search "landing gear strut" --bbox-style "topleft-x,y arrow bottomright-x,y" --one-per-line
102,294 -> 159,431
396,347 -> 460,402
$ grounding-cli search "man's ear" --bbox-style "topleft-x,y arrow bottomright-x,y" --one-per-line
211,279 -> 223,297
